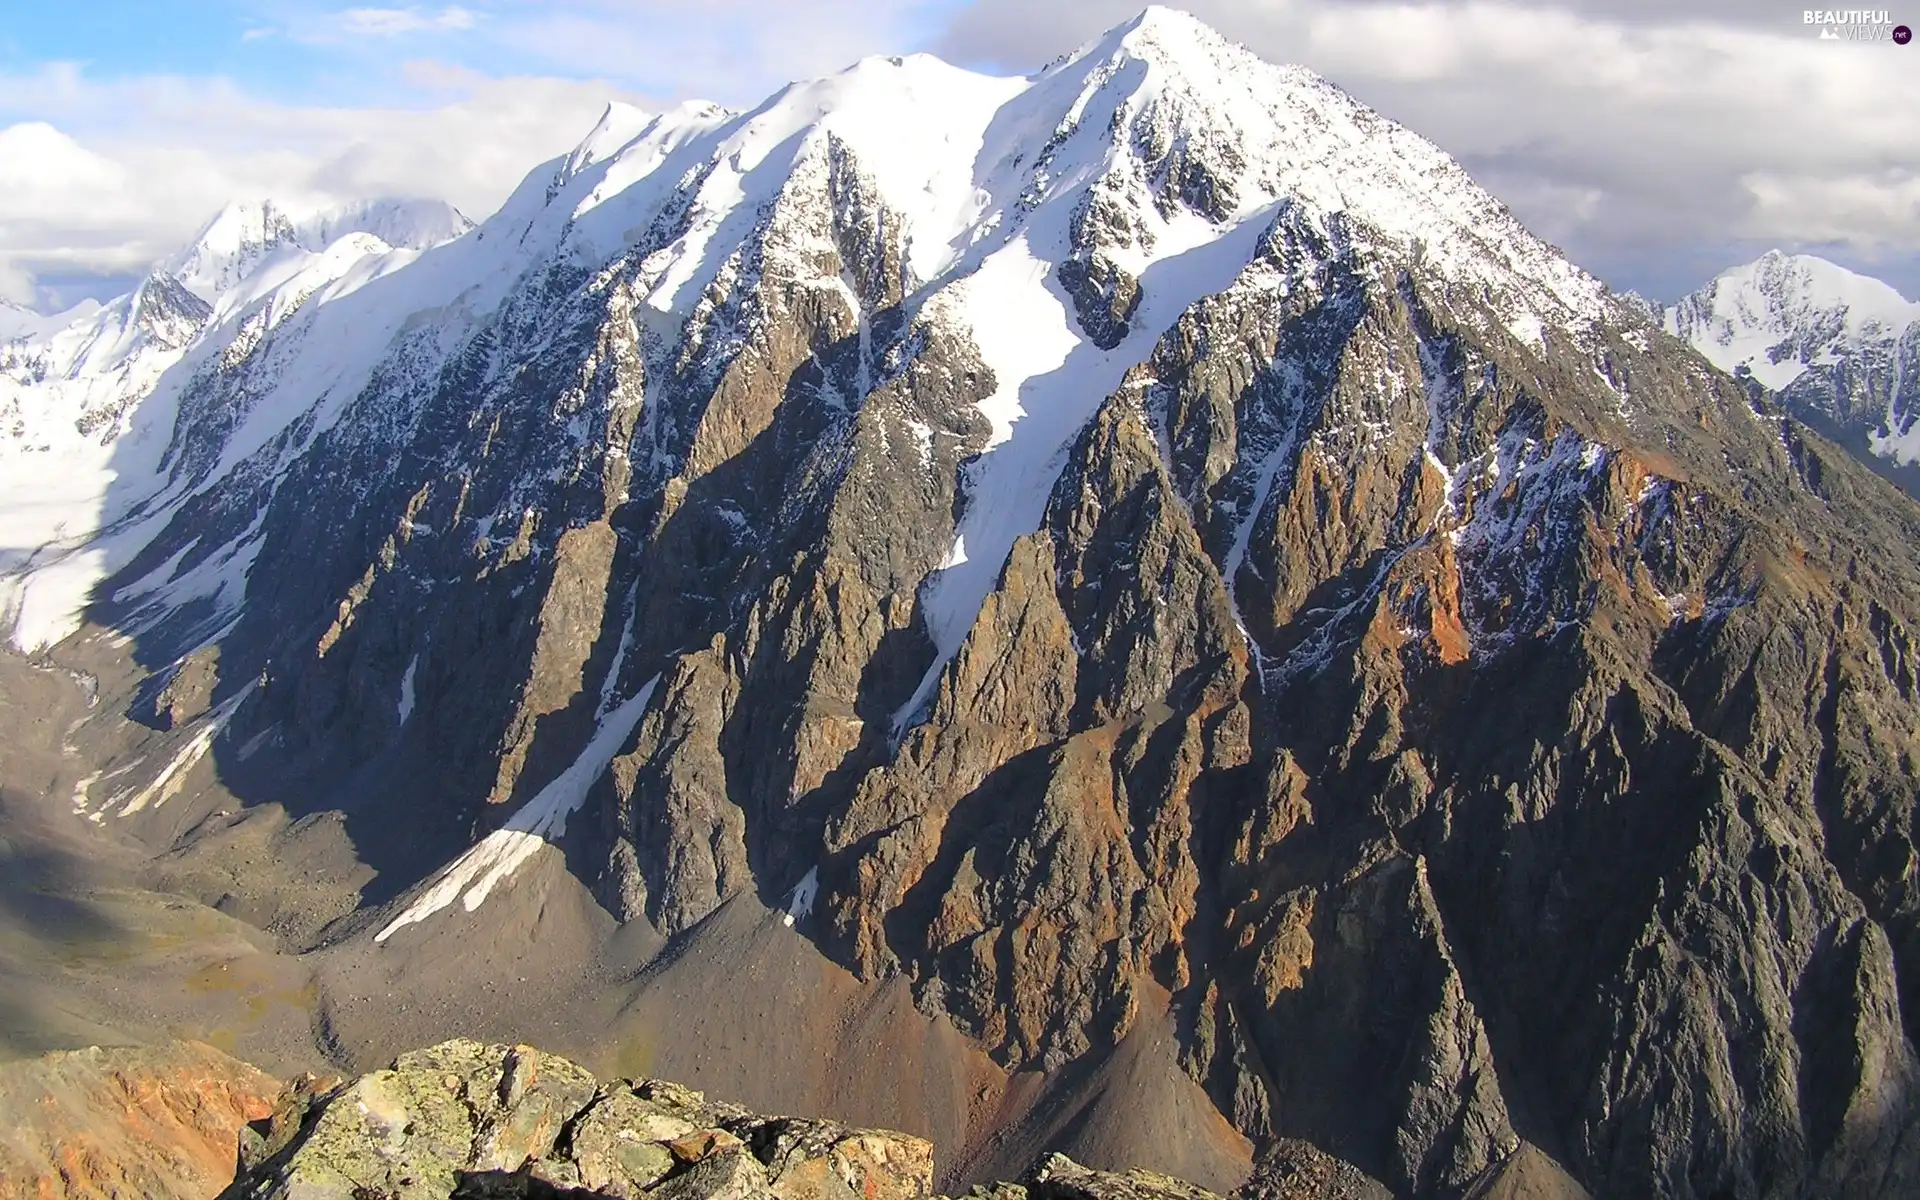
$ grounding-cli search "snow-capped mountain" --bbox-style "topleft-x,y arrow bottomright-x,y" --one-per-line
0,194 -> 474,649
1667,250 -> 1920,466
6,10 -> 1920,1198
164,197 -> 473,305
0,8 -> 1617,659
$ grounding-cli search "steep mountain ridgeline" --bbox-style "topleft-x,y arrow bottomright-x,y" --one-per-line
6,9 -> 1920,1199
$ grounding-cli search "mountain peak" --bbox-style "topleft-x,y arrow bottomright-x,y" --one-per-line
1667,251 -> 1920,448
1704,249 -> 1912,322
1074,5 -> 1251,81
1117,5 -> 1229,48
562,101 -> 657,179
165,195 -> 472,302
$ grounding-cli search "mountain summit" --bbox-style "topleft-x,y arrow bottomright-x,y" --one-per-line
165,197 -> 474,303
1667,250 -> 1920,475
5,11 -> 1920,1199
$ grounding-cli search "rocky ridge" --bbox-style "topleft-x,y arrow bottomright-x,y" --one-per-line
222,1038 -> 1448,1200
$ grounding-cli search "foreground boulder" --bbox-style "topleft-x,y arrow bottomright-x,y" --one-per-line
222,1039 -> 1408,1200
222,1038 -> 935,1200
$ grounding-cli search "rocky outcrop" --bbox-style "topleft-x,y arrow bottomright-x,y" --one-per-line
0,1041 -> 281,1200
224,1040 -> 1395,1200
223,1038 -> 934,1200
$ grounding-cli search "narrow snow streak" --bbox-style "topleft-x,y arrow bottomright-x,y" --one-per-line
783,865 -> 821,928
117,681 -> 258,816
596,584 -> 638,717
396,654 -> 418,724
375,673 -> 660,943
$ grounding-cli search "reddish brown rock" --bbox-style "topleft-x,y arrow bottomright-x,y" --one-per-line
0,1041 -> 280,1200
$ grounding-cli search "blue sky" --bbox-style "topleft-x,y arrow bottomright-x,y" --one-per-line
0,2 -> 976,107
1,1 -> 1916,309
1,3 -> 257,78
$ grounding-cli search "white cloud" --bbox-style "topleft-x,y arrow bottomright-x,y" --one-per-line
0,63 -> 636,309
333,6 -> 479,38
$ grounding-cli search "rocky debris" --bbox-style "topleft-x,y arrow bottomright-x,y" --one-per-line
0,1040 -> 281,1200
1234,1142 -> 1391,1200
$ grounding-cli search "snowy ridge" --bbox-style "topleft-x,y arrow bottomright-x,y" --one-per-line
1,6 -> 1628,677
0,298 -> 103,343
0,197 -> 478,650
375,673 -> 661,942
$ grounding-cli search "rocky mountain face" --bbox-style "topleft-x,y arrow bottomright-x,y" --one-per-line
1666,251 -> 1920,492
6,8 -> 1920,1199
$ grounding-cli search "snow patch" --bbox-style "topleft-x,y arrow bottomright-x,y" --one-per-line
397,654 -> 418,725
374,672 -> 661,943
782,865 -> 820,928
117,681 -> 257,817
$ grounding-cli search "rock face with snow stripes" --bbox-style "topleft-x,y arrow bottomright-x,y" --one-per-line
7,8 -> 1920,1199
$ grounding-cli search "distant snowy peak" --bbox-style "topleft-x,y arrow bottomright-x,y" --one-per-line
1667,251 -> 1920,468
1666,250 -> 1920,390
0,298 -> 103,344
165,197 -> 473,302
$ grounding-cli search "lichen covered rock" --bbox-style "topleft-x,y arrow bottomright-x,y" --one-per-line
223,1040 -> 933,1200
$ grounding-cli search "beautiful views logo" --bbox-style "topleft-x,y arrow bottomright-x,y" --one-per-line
1804,8 -> 1910,39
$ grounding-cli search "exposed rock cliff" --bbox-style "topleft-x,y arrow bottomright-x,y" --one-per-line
0,1041 -> 281,1200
